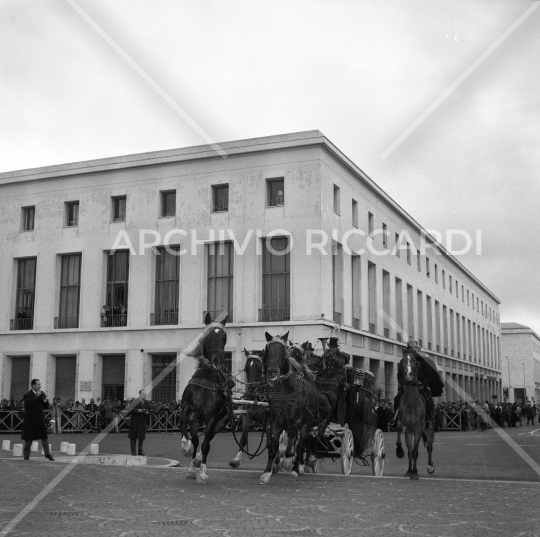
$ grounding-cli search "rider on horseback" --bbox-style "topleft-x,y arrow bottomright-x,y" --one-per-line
390,340 -> 444,428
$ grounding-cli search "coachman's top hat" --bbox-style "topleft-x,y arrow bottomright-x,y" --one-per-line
301,341 -> 314,351
328,337 -> 339,348
406,340 -> 420,349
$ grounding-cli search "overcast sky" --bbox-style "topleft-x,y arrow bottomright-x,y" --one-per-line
1,0 -> 539,335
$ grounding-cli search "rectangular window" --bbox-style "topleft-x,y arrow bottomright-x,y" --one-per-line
382,223 -> 388,249
368,261 -> 377,334
160,190 -> 176,217
151,355 -> 177,402
206,242 -> 234,323
467,289 -> 470,305
462,285 -> 464,302
260,237 -> 290,321
449,276 -> 453,294
332,243 -> 343,324
434,263 -> 438,283
64,201 -> 79,227
406,243 -> 411,265
472,293 -> 475,309
449,308 -> 454,356
407,284 -> 414,340
267,178 -> 284,207
111,196 -> 126,222
426,295 -> 433,349
21,206 -> 35,231
435,300 -> 441,352
417,290 -> 423,347
426,257 -> 430,277
395,277 -> 403,341
382,270 -> 390,338
212,184 -> 229,212
456,280 -> 458,298
443,305 -> 448,354
442,269 -> 446,289
152,246 -> 180,325
417,251 -> 421,272
368,212 -> 374,236
395,233 -> 401,258
333,185 -> 340,214
12,257 -> 37,330
103,250 -> 129,327
56,254 -> 81,329
352,199 -> 358,228
351,255 -> 361,329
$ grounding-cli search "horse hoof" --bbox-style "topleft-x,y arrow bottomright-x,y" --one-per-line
410,473 -> 419,480
186,472 -> 197,480
404,471 -> 411,478
396,447 -> 405,459
427,465 -> 434,474
228,460 -> 240,469
299,465 -> 305,476
259,472 -> 271,484
290,471 -> 298,481
197,474 -> 208,485
192,458 -> 202,469
282,458 -> 293,472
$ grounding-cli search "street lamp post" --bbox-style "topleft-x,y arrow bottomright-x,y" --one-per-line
522,362 -> 526,404
506,355 -> 511,402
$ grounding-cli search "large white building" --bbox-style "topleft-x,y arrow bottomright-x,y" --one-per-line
501,322 -> 540,403
0,131 -> 502,404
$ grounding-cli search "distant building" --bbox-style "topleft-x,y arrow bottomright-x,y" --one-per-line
0,131 -> 502,404
501,322 -> 540,403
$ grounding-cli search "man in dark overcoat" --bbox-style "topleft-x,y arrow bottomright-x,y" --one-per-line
21,379 -> 54,461
128,390 -> 150,456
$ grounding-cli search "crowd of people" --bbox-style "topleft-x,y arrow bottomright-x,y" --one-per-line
376,399 -> 538,432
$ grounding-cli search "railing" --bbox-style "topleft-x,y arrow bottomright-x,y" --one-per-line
54,316 -> 79,329
258,308 -> 290,322
150,312 -> 179,326
10,318 -> 34,330
203,310 -> 233,323
101,314 -> 127,327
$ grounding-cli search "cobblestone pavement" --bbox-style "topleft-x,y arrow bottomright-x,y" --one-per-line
1,460 -> 540,537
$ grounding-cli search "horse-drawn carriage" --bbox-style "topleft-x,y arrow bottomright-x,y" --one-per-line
310,367 -> 385,476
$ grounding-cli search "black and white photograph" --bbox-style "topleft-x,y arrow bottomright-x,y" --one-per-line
1,1 -> 539,536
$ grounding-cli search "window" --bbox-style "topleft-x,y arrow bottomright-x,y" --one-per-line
406,243 -> 411,265
103,250 -> 129,327
333,185 -> 340,214
111,196 -> 126,222
212,184 -> 229,212
368,212 -> 374,236
21,206 -> 35,231
152,246 -> 180,325
382,271 -> 390,338
368,261 -> 377,334
455,279 -> 458,298
267,178 -> 284,207
462,285 -> 464,302
395,278 -> 403,341
382,223 -> 388,249
64,201 -> 79,227
206,242 -> 234,322
442,269 -> 446,289
332,243 -> 343,324
351,255 -> 361,329
352,199 -> 358,228
426,257 -> 430,277
260,237 -> 290,321
160,190 -> 176,217
151,355 -> 177,402
395,233 -> 401,258
56,254 -> 81,329
417,251 -> 421,272
449,276 -> 453,293
467,289 -> 470,305
434,264 -> 438,283
12,257 -> 36,330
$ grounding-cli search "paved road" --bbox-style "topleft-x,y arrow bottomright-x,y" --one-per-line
1,426 -> 539,536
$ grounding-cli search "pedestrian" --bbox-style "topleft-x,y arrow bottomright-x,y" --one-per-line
21,379 -> 54,461
127,390 -> 150,456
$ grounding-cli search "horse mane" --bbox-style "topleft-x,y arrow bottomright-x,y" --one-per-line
287,356 -> 316,383
186,321 -> 225,359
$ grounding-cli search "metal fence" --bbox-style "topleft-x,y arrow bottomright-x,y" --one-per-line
0,410 -> 183,433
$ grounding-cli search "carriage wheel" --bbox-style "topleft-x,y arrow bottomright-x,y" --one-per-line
371,429 -> 385,477
313,457 -> 325,474
340,426 -> 354,475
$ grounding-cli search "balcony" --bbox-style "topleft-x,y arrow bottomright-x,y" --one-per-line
54,317 -> 79,329
10,318 -> 34,331
150,312 -> 179,326
258,308 -> 290,322
203,310 -> 233,323
101,314 -> 127,327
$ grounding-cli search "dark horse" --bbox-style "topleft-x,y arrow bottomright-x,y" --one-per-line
259,332 -> 328,484
396,352 -> 435,479
180,312 -> 229,484
228,349 -> 267,469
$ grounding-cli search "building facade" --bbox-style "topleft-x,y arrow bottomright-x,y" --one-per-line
501,322 -> 540,403
0,131 -> 502,404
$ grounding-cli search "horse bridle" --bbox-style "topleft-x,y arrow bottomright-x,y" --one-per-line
264,339 -> 293,383
244,355 -> 266,386
400,353 -> 420,386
